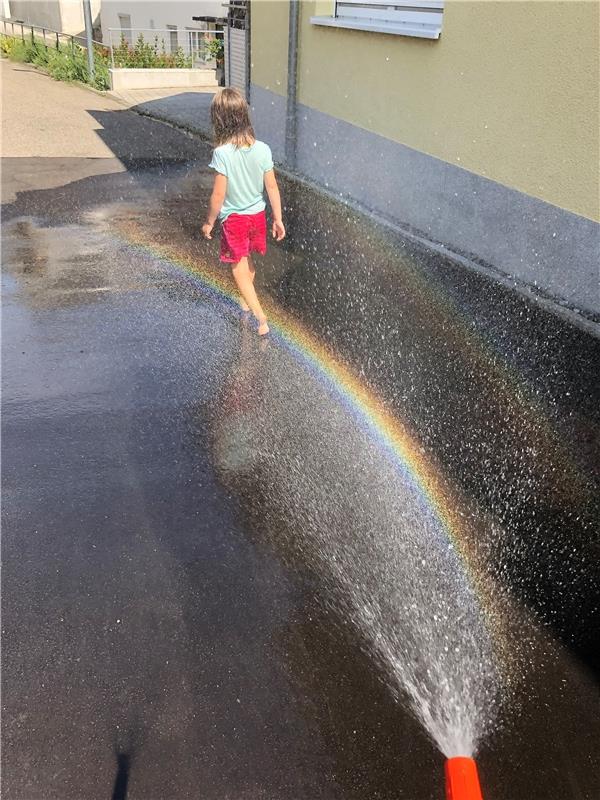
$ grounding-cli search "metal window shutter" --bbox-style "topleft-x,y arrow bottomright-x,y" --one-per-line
225,27 -> 247,96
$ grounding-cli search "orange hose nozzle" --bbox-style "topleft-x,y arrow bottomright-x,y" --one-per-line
445,757 -> 483,800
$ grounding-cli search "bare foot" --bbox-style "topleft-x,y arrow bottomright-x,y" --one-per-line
239,298 -> 250,312
257,318 -> 270,336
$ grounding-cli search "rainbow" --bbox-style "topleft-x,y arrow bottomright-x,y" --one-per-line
115,219 -> 485,582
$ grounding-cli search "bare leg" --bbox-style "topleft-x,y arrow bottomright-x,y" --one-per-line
231,257 -> 269,335
239,256 -> 255,311
248,255 -> 256,284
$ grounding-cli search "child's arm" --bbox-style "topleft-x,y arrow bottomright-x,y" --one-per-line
264,170 -> 286,241
202,174 -> 227,239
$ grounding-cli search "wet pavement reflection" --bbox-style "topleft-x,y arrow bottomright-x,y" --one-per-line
2,111 -> 599,800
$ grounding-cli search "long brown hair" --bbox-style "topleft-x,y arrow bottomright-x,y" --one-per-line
210,88 -> 255,147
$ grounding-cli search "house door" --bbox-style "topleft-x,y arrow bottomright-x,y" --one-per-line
224,0 -> 250,98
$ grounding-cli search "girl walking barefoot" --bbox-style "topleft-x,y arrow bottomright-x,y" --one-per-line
202,88 -> 286,336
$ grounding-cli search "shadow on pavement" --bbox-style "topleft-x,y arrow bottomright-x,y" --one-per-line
111,752 -> 130,800
120,91 -> 214,140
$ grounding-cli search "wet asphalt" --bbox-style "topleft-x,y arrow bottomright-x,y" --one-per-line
2,74 -> 600,800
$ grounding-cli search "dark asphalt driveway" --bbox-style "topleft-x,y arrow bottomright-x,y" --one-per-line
2,73 -> 600,800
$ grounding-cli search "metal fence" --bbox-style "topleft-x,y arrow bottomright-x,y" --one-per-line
107,28 -> 224,70
0,18 -> 103,53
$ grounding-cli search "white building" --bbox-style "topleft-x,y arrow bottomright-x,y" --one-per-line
100,0 -> 223,54
2,1 -> 223,46
4,0 -> 101,37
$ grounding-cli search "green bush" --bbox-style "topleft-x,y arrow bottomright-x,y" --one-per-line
112,33 -> 192,69
91,48 -> 110,89
0,30 -> 198,88
205,37 -> 224,64
1,35 -> 38,62
0,34 -> 18,56
45,46 -> 88,83
0,33 -> 110,90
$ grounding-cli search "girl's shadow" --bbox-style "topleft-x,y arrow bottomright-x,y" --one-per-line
111,751 -> 130,800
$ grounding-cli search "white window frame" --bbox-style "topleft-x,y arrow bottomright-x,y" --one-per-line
311,1 -> 444,40
118,13 -> 132,44
166,24 -> 178,54
186,27 -> 209,66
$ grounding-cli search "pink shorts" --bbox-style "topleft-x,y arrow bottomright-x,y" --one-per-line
220,211 -> 267,264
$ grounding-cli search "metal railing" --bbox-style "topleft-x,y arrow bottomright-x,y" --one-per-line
107,28 -> 224,70
0,18 -> 103,53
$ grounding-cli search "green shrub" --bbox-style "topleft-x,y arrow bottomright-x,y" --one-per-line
112,33 -> 192,69
0,30 -> 195,88
91,47 -> 110,90
205,37 -> 224,64
45,46 -> 87,83
0,33 -> 110,90
2,35 -> 37,62
0,34 -> 16,55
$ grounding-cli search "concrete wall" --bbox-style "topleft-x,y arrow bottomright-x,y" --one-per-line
250,0 -> 600,317
251,0 -> 289,97
109,67 -> 217,91
299,0 -> 599,222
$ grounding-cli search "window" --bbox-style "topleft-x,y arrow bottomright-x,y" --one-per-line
118,13 -> 132,44
311,1 -> 444,39
166,25 -> 178,53
187,28 -> 204,64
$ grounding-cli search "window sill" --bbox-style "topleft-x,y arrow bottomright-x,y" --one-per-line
310,15 -> 441,40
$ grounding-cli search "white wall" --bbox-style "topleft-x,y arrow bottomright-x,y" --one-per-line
60,0 -> 101,35
6,0 -> 101,36
7,1 -> 62,31
100,0 -> 223,45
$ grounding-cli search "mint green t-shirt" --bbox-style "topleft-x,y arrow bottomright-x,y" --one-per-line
209,140 -> 274,220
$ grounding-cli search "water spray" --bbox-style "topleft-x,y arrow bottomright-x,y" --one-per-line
445,757 -> 483,800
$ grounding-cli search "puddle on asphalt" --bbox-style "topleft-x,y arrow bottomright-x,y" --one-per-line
117,160 -> 600,662
123,162 -> 600,789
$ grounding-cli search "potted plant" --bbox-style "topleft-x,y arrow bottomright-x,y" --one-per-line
205,36 -> 225,86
